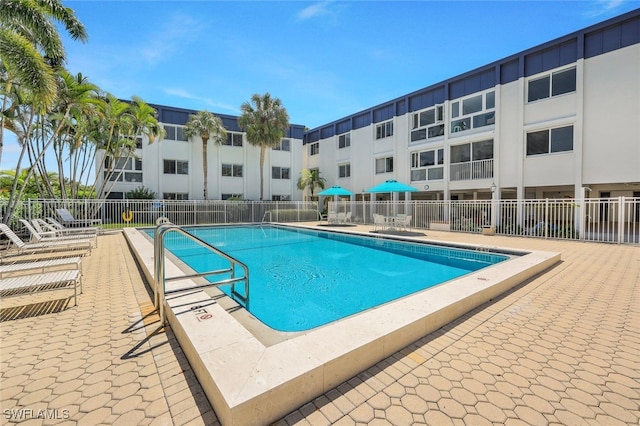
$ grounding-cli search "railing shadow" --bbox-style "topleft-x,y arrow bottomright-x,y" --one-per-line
0,297 -> 73,322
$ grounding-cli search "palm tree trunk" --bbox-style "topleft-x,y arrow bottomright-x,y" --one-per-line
202,138 -> 208,199
259,146 -> 266,200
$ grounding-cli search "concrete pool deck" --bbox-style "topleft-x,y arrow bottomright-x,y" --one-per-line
1,223 -> 639,425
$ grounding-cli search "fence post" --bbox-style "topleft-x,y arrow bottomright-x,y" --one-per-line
618,196 -> 625,244
544,199 -> 549,239
579,196 -> 586,241
490,190 -> 498,230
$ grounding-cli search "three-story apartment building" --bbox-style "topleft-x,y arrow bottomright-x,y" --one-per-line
302,9 -> 639,203
97,104 -> 306,201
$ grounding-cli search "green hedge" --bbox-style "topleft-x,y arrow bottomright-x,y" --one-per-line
269,209 -> 319,222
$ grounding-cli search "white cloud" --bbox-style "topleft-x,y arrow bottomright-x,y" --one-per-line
297,1 -> 334,21
584,0 -> 627,17
139,12 -> 205,65
163,88 -> 239,114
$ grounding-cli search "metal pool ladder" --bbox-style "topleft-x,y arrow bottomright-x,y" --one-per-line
153,222 -> 250,325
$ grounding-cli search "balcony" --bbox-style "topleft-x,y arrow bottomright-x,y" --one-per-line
450,159 -> 494,181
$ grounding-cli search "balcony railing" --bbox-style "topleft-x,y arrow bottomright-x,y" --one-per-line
450,159 -> 494,181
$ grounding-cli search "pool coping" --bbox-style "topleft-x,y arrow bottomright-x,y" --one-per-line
123,225 -> 561,426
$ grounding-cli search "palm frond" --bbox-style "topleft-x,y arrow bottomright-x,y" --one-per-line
0,28 -> 57,108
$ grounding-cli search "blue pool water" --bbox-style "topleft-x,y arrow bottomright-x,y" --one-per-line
153,225 -> 508,331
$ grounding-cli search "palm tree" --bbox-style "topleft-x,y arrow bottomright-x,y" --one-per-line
184,110 -> 227,199
48,70 -> 100,199
238,93 -> 289,201
93,95 -> 164,200
297,169 -> 326,200
0,0 -> 88,163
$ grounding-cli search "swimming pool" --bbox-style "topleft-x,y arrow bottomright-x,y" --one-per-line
153,225 -> 508,331
126,224 -> 560,425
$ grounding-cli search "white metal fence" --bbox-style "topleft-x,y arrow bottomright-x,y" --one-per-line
3,197 -> 638,245
329,197 -> 640,245
2,199 -> 320,229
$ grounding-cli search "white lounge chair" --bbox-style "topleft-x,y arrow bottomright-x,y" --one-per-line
0,257 -> 82,278
327,211 -> 338,224
0,269 -> 82,306
20,220 -> 97,248
55,208 -> 102,228
46,217 -> 100,235
373,214 -> 387,231
396,215 -> 412,231
0,224 -> 92,258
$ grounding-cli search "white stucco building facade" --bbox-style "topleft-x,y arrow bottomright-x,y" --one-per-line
97,106 -> 306,201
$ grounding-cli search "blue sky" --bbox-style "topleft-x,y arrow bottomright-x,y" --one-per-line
2,0 -> 639,171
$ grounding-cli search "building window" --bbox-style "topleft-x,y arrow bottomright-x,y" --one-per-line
224,132 -> 243,146
272,166 -> 290,179
450,91 -> 495,134
106,192 -> 124,200
528,67 -> 576,102
164,125 -> 175,140
163,159 -> 188,175
309,143 -> 319,156
163,125 -> 188,141
124,172 -> 143,183
526,125 -> 574,156
222,193 -> 243,200
338,163 -> 351,178
273,139 -> 291,151
222,164 -> 243,177
272,195 -> 291,201
176,126 -> 187,141
105,157 -> 142,171
338,133 -> 351,149
463,95 -> 483,115
104,157 -> 143,182
410,149 -> 444,182
411,105 -> 445,142
163,192 -> 188,200
451,140 -> 494,163
450,140 -> 494,181
375,157 -> 393,174
375,121 -> 393,140
104,171 -> 122,182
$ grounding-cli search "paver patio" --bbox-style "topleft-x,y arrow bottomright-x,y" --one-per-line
1,225 -> 638,425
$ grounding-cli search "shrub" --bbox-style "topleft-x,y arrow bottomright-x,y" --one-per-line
270,209 -> 319,222
126,186 -> 156,199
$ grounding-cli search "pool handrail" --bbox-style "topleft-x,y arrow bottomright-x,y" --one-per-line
153,222 -> 250,324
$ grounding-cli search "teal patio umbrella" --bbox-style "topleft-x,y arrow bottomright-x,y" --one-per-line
319,185 -> 354,206
366,180 -> 417,217
318,185 -> 353,215
366,179 -> 417,194
319,185 -> 354,197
